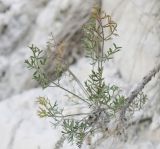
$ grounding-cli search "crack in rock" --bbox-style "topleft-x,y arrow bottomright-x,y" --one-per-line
7,119 -> 23,149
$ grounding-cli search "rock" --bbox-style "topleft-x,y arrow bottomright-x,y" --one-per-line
0,0 -> 52,99
0,87 -> 79,149
103,0 -> 160,84
0,0 -> 160,148
0,0 -> 96,100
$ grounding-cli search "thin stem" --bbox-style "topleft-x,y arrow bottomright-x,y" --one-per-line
97,18 -> 104,69
63,112 -> 90,118
67,69 -> 90,98
50,82 -> 91,105
49,112 -> 90,118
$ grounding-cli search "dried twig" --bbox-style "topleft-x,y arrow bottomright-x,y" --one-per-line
120,62 -> 160,122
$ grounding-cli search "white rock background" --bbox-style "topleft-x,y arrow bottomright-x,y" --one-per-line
0,0 -> 160,149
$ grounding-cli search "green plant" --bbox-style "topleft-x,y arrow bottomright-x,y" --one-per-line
25,7 -> 147,148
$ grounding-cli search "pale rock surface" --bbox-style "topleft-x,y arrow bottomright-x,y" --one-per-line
0,88 -> 78,149
0,0 -> 94,100
0,0 -> 160,149
103,0 -> 160,84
